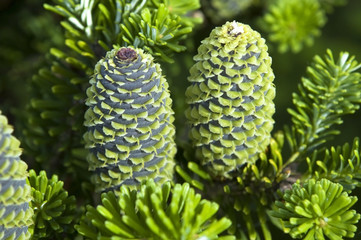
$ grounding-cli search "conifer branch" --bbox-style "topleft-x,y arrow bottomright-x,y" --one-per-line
270,178 -> 360,239
3,1 -> 361,239
305,137 -> 361,192
261,0 -> 326,53
176,132 -> 289,239
76,180 -> 234,239
285,49 -> 361,162
28,170 -> 77,239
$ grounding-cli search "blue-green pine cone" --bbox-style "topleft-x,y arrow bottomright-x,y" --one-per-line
0,111 -> 33,240
185,21 -> 275,178
84,47 -> 176,193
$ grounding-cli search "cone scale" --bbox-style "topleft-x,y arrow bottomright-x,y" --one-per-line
186,21 -> 275,178
0,112 -> 33,240
84,47 -> 176,193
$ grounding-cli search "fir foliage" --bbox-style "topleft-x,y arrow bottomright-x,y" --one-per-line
76,180 -> 234,240
28,170 -> 77,239
176,131 -> 288,239
271,178 -> 360,239
0,111 -> 33,240
305,137 -> 361,192
2,1 -> 361,240
44,0 -> 201,63
261,0 -> 326,53
152,0 -> 202,27
285,49 -> 361,159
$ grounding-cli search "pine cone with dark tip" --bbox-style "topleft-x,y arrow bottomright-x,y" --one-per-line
84,47 -> 176,194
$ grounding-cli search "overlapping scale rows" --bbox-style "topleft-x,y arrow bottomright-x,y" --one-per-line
185,21 -> 275,178
0,112 -> 33,240
84,47 -> 176,193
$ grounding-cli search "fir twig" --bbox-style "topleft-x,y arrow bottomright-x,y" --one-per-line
285,49 -> 361,162
270,178 -> 360,239
305,137 -> 361,192
76,180 -> 233,239
28,170 -> 77,239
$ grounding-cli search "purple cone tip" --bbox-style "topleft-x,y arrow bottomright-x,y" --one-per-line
117,48 -> 138,62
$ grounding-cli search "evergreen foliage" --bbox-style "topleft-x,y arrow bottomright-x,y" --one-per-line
1,0 -> 361,239
28,170 -> 77,239
0,111 -> 33,240
285,49 -> 361,159
176,131 -> 288,239
261,0 -> 326,53
305,137 -> 361,192
76,180 -> 234,239
84,46 -> 176,193
271,178 -> 360,239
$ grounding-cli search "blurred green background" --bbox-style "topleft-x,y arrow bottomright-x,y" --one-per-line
268,0 -> 361,145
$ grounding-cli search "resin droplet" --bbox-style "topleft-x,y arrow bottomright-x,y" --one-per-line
228,21 -> 244,36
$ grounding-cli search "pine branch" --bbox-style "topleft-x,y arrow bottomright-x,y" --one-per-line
24,42 -> 91,197
270,178 -> 360,239
305,137 -> 361,192
120,3 -> 193,62
148,0 -> 202,27
76,180 -> 234,239
45,0 -> 200,62
261,0 -> 326,53
285,49 -> 361,162
28,170 -> 78,239
176,132 -> 289,239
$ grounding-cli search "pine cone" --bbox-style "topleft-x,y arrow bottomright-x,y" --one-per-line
185,21 -> 275,178
84,47 -> 176,193
0,111 -> 33,240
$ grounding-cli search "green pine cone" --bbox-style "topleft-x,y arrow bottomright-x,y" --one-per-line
185,21 -> 275,178
84,47 -> 176,193
0,111 -> 33,240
